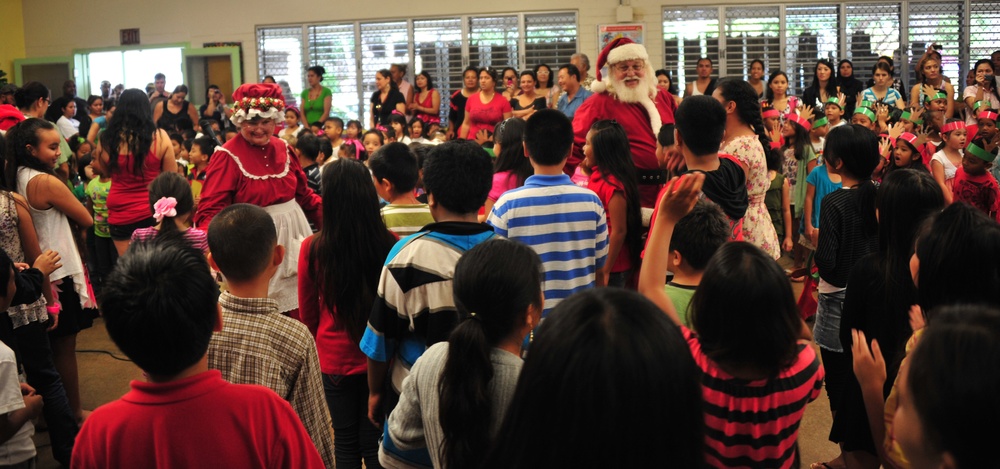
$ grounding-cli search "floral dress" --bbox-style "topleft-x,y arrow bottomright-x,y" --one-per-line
724,135 -> 781,259
0,193 -> 49,328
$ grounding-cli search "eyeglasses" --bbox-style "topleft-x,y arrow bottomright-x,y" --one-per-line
614,62 -> 645,74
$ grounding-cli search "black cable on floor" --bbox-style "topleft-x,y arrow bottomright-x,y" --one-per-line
77,349 -> 132,362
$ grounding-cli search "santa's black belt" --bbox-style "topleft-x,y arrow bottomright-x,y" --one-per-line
636,168 -> 668,185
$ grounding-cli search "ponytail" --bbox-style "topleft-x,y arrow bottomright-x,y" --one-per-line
148,172 -> 193,237
717,78 -> 772,151
826,124 -> 879,237
439,239 -> 542,469
2,118 -> 57,191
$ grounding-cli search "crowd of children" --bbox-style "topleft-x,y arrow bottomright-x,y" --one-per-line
0,42 -> 997,469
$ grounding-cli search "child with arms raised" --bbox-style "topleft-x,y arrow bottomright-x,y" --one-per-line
639,173 -> 823,468
75,236 -> 324,468
664,199 -> 730,326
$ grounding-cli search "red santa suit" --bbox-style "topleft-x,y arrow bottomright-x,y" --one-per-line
567,37 -> 677,208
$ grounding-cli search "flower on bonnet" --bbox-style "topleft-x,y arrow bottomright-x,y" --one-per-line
153,197 -> 178,223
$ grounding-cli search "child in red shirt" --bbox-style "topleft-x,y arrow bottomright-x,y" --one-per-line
953,136 -> 1000,220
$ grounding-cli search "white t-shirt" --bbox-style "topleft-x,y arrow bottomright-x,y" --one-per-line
0,343 -> 35,465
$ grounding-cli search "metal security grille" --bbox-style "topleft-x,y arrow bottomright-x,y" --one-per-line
308,24 -> 358,120
844,3 -> 901,85
970,2 -> 1000,68
723,6 -> 781,80
907,2 -> 964,89
360,21 -> 408,125
414,18 -> 463,124
662,8 -> 720,95
785,5 -> 840,95
256,26 -> 303,106
469,16 -> 520,70
524,13 -> 577,69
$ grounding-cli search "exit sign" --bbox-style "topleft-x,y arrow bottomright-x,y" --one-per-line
120,29 -> 140,45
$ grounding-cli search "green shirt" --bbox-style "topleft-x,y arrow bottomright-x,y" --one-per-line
381,203 -> 435,238
87,178 -> 112,238
300,87 -> 332,124
665,282 -> 697,327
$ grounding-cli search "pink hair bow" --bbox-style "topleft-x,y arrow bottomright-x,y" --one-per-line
153,197 -> 178,222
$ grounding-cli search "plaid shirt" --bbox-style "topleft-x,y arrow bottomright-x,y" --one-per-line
208,292 -> 335,468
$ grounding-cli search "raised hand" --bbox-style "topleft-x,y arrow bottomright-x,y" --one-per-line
851,329 -> 887,394
798,104 -> 815,122
888,121 -> 905,141
655,173 -> 705,226
879,136 -> 892,159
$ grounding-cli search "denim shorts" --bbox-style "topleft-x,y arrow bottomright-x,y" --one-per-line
813,289 -> 846,352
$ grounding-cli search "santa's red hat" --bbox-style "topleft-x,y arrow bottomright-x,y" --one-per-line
230,83 -> 285,126
591,37 -> 650,94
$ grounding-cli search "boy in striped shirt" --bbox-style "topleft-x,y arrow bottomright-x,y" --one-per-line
488,109 -> 609,323
370,142 -> 435,237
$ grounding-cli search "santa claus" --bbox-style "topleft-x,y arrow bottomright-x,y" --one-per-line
569,37 -> 677,208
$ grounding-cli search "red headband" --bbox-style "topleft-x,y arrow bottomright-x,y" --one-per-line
786,113 -> 812,131
979,110 -> 999,121
940,121 -> 966,134
897,132 -> 918,146
762,108 -> 780,119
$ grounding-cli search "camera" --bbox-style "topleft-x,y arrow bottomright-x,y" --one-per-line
986,74 -> 996,85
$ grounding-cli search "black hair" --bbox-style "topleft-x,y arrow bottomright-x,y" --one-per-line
416,71 -> 435,91
439,238 -> 543,469
657,123 -> 675,148
782,112 -> 811,161
871,61 -> 893,80
341,141 -> 362,161
296,133 -> 320,162
482,288 -> 705,468
824,124 -> 879,237
808,59 -> 838,100
2,118 -> 58,191
697,56 -> 713,67
501,67 -> 518,81
100,88 -> 156,177
464,66 -> 481,86
749,58 -> 766,75
886,138 -> 927,173
670,199 -> 730,271
533,64 -> 554,88
100,236 -> 219,377
377,69 -> 399,92
317,136 -> 333,161
689,242 -> 802,376
310,158 -> 397,344
169,85 -> 189,100
346,119 -> 363,134
716,78 -> 772,152
13,82 -> 48,112
973,59 -> 1000,103
154,73 -> 166,80
915,203 -> 1000,317
588,120 -> 643,271
307,65 -> 326,79
191,136 -> 215,158
369,142 -> 419,194
422,139 -> 492,214
674,95 -> 726,156
519,70 -> 538,88
560,64 -> 581,82
168,133 -> 183,145
492,118 -> 532,188
148,171 -> 194,237
654,69 -> 678,95
523,109 -> 573,166
408,117 -> 427,139
906,305 -> 1000,469
764,70 -> 789,102
326,116 -> 344,130
478,67 -> 499,86
207,204 -> 278,283
86,95 -> 103,110
386,113 -> 407,140
765,146 -> 783,173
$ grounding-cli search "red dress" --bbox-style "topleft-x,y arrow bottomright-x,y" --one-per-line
588,169 -> 633,273
570,89 -> 677,208
464,92 -> 511,140
107,143 -> 161,225
412,89 -> 440,125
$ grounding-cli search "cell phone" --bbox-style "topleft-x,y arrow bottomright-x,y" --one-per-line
932,44 -> 943,51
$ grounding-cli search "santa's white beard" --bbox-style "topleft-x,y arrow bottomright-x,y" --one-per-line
607,76 -> 654,104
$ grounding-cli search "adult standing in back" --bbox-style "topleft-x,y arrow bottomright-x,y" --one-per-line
448,67 -> 479,139
152,85 -> 201,132
302,66 -> 332,125
96,89 -> 176,256
685,57 -> 717,97
458,68 -> 512,140
370,69 -> 407,131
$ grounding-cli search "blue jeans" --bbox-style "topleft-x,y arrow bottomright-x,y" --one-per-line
323,373 -> 381,469
13,322 -> 77,466
814,289 -> 846,353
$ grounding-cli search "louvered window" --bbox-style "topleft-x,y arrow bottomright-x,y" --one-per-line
524,13 -> 577,70
785,5 -> 840,95
308,24 -> 358,121
470,16 -> 520,70
414,18 -> 463,124
662,8 -> 719,96
360,21 -> 409,126
723,6 -> 781,80
907,2 -> 964,88
256,26 -> 303,107
844,3 -> 901,85
969,2 -> 999,72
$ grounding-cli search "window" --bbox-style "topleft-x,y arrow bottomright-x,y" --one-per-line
256,27 -> 303,106
844,3 -> 901,85
723,6 -> 780,80
308,24 -> 358,121
414,18 -> 463,124
907,2 -> 964,87
785,5 -> 839,95
86,47 -> 184,97
969,2 -> 1000,70
469,16 -> 520,70
524,13 -> 577,69
662,8 -> 719,94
